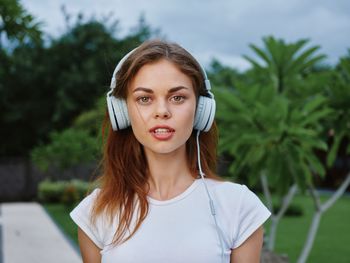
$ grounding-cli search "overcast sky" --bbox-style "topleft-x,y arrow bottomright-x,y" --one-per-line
22,0 -> 350,71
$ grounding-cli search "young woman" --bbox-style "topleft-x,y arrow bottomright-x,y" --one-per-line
70,39 -> 271,263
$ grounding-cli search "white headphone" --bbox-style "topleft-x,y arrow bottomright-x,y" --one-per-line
106,46 -> 216,132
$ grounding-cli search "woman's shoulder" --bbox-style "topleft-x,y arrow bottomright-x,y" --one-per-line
77,188 -> 101,206
203,177 -> 271,249
70,188 -> 101,219
205,177 -> 248,196
86,188 -> 102,199
69,187 -> 106,249
203,178 -> 264,210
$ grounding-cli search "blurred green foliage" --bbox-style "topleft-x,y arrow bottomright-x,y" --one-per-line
0,0 -> 42,46
38,179 -> 95,205
216,85 -> 331,194
326,52 -> 350,165
273,202 -> 304,217
38,179 -> 66,203
243,36 -> 326,94
211,37 -> 350,196
0,0 -> 157,157
31,128 -> 99,172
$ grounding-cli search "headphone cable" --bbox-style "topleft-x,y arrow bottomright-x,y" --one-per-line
196,130 -> 225,263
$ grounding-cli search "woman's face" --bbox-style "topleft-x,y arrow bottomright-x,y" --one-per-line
126,59 -> 196,156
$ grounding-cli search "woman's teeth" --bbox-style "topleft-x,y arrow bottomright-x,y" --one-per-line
154,128 -> 171,133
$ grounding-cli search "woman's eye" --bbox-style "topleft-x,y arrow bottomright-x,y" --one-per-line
171,96 -> 185,103
137,96 -> 151,104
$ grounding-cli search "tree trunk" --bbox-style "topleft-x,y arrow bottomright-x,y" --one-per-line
260,173 -> 297,251
267,216 -> 278,251
297,173 -> 350,263
297,211 -> 321,263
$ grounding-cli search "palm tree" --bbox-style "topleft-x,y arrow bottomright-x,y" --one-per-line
215,36 -> 331,254
326,50 -> 350,166
215,83 -> 332,251
243,36 -> 326,94
228,37 -> 350,263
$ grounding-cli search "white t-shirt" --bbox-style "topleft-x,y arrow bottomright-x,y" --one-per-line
70,178 -> 271,263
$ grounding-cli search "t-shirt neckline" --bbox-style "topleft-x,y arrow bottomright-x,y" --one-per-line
147,179 -> 201,206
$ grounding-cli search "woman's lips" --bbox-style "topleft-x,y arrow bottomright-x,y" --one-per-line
149,126 -> 175,141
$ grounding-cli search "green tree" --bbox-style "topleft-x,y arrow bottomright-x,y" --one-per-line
217,36 -> 350,263
326,50 -> 350,166
297,50 -> 350,263
215,84 -> 333,261
243,36 -> 326,94
0,0 -> 44,156
31,128 -> 99,173
0,9 -> 157,157
208,59 -> 244,89
215,36 -> 332,259
28,14 -> 158,169
216,84 -> 330,192
0,0 -> 42,47
30,94 -> 106,176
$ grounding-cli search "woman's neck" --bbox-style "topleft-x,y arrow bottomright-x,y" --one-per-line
144,145 -> 195,201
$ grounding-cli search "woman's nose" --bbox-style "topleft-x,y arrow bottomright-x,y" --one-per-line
154,101 -> 171,119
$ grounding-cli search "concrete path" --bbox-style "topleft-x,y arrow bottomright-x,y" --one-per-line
0,202 -> 82,263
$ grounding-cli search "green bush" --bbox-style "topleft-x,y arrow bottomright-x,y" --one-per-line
38,180 -> 67,203
70,179 -> 97,201
61,184 -> 80,207
273,203 -> 304,217
31,128 -> 99,172
38,179 -> 95,205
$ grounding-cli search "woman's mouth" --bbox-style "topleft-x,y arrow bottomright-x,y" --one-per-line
149,126 -> 175,141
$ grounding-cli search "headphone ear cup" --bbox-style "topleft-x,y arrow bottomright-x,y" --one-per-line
194,96 -> 216,132
106,95 -> 130,130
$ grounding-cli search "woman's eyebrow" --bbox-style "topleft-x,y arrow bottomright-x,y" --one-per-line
133,86 -> 189,94
168,86 -> 189,93
133,87 -> 153,93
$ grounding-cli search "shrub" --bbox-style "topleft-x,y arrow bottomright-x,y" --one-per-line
70,179 -> 93,200
38,179 -> 95,205
31,128 -> 99,172
273,203 -> 304,217
61,184 -> 80,207
38,180 -> 67,203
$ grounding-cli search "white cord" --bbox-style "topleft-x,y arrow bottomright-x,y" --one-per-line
196,130 -> 225,263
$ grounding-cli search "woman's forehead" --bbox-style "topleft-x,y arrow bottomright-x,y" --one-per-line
128,59 -> 194,93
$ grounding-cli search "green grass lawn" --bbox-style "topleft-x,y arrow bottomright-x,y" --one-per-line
264,194 -> 350,263
44,194 -> 350,263
44,204 -> 79,245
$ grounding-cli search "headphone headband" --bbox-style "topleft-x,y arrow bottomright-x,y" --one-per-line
109,47 -> 212,93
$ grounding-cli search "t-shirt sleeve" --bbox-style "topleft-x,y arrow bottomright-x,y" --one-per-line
231,185 -> 271,249
70,188 -> 104,249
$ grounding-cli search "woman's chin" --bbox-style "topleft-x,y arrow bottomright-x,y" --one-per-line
144,143 -> 186,156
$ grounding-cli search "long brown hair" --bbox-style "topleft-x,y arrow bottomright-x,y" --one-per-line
91,39 -> 222,246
